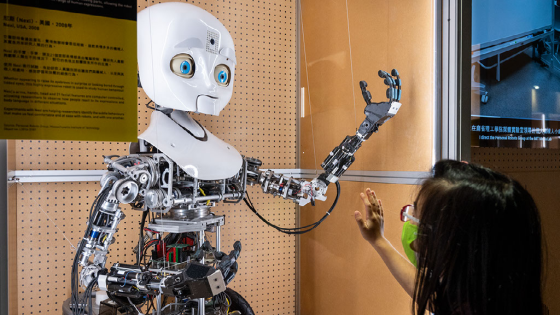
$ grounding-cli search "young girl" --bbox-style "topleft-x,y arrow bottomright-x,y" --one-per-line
354,160 -> 544,315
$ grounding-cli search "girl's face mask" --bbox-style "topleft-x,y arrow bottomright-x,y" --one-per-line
401,221 -> 418,268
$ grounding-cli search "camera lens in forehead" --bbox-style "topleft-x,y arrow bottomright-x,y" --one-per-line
210,38 -> 215,45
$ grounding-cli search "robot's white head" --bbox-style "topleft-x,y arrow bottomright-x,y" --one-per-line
138,3 -> 236,115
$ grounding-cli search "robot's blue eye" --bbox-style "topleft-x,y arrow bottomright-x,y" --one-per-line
171,54 -> 195,78
214,64 -> 231,86
180,61 -> 191,74
218,71 -> 227,83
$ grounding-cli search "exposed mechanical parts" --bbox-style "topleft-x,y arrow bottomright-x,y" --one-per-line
71,69 -> 402,314
98,262 -> 226,300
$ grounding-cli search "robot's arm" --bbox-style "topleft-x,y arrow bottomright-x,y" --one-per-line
247,69 -> 402,207
74,155 -> 159,291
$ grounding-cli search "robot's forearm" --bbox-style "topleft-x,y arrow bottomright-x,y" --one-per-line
247,69 -> 402,207
245,157 -> 327,206
318,69 -> 402,185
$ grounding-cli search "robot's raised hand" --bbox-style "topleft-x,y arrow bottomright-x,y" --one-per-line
357,69 -> 402,140
314,69 -> 403,186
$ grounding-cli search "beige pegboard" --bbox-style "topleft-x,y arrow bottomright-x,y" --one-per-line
13,0 -> 297,314
15,182 -> 145,314
471,147 -> 560,172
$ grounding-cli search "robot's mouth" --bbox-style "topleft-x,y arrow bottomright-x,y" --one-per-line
199,94 -> 218,99
196,95 -> 219,115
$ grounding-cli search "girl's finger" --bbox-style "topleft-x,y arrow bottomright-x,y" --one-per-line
354,211 -> 365,227
366,188 -> 375,205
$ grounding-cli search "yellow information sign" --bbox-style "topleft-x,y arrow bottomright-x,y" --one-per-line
1,0 -> 137,141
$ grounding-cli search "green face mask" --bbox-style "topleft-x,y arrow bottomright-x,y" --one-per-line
401,221 -> 418,268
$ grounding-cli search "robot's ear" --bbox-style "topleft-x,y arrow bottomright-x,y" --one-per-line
137,72 -> 142,88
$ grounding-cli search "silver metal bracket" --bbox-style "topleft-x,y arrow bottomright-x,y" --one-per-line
148,215 -> 225,233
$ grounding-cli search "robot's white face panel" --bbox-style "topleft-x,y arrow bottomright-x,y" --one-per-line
138,3 -> 236,115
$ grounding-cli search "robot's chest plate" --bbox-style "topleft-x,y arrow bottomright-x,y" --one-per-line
139,111 -> 242,180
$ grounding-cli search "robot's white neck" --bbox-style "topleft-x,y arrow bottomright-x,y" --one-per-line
138,110 -> 243,180
169,110 -> 206,139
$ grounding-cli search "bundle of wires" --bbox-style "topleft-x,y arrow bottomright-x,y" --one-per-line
71,185 -> 112,315
84,275 -> 98,315
243,181 -> 340,235
213,291 -> 230,312
136,210 -> 149,266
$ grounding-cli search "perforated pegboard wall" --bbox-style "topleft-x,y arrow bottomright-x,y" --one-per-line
471,147 -> 560,172
13,0 -> 297,314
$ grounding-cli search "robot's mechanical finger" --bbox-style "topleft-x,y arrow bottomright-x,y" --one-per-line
391,69 -> 400,77
230,261 -> 238,274
360,81 -> 372,104
219,256 -> 232,269
383,77 -> 395,86
233,240 -> 242,251
224,262 -> 238,285
231,241 -> 242,259
214,250 -> 226,260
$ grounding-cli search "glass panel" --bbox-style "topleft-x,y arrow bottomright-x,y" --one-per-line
299,0 -> 435,173
471,0 -> 560,148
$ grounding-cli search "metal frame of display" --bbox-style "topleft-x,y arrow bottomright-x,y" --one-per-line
7,169 -> 431,185
439,0 -> 472,162
0,140 -> 8,315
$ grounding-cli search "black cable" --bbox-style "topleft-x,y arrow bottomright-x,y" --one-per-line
243,181 -> 340,234
146,297 -> 154,314
245,188 -> 328,231
137,210 -> 149,266
141,239 -> 160,266
87,276 -> 98,315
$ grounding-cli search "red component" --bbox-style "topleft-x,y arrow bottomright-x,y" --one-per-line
155,242 -> 167,259
179,235 -> 196,246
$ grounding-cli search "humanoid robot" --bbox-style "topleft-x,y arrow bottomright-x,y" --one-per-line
67,2 -> 403,315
